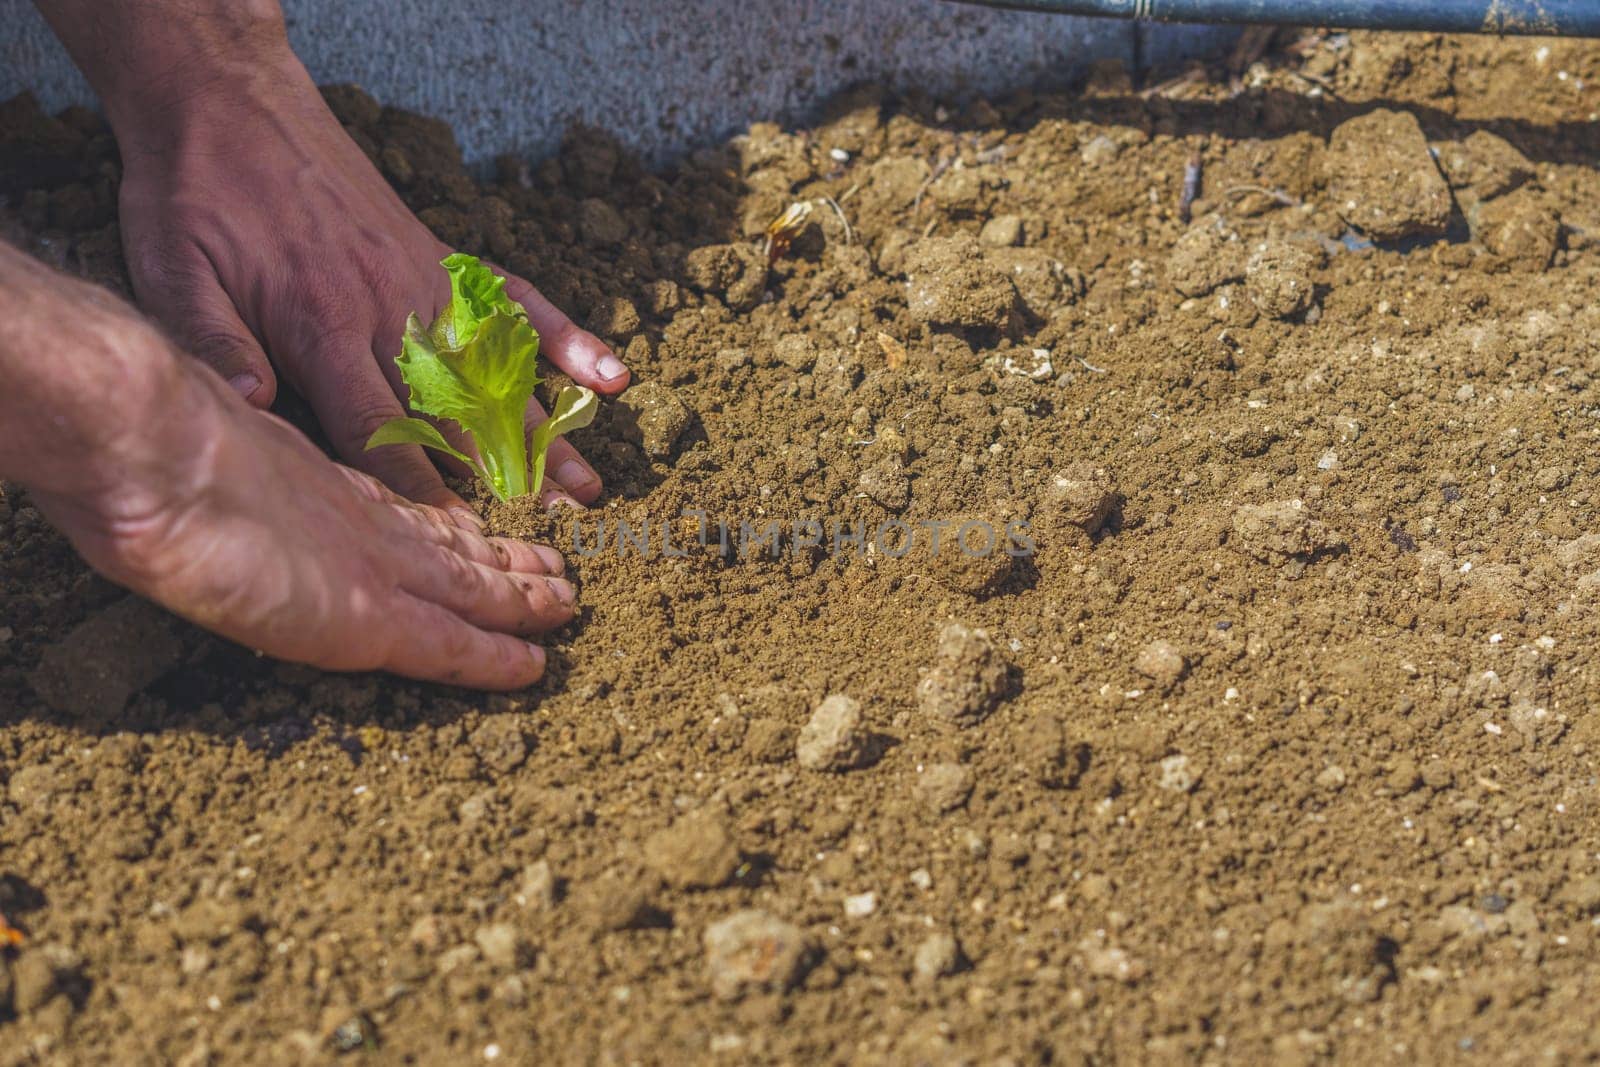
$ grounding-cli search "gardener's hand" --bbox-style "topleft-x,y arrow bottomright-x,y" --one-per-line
1,247 -> 569,690
97,26 -> 629,522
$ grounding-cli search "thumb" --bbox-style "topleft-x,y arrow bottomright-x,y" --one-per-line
129,248 -> 277,408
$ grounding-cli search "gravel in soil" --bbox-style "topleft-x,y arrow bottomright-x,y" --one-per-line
5,28 -> 1600,1066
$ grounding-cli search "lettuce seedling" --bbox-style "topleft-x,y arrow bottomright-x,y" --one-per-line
366,254 -> 596,501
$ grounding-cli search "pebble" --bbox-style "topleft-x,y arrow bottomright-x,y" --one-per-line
771,333 -> 817,372
916,622 -> 1010,728
518,861 -> 558,909
643,812 -> 741,889
1133,640 -> 1187,688
1079,134 -> 1121,166
843,892 -> 877,919
1166,216 -> 1245,297
1158,754 -> 1198,793
796,695 -> 872,771
912,931 -> 963,984
615,382 -> 692,457
703,910 -> 810,1000
915,762 -> 975,813
473,923 -> 531,971
979,214 -> 1024,247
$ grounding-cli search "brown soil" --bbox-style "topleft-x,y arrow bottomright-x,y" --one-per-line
5,29 -> 1600,1066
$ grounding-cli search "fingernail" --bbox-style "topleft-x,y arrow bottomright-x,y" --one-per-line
554,458 -> 597,492
542,489 -> 583,512
526,643 -> 547,671
545,577 -> 576,608
450,507 -> 486,531
228,372 -> 263,400
596,353 -> 628,381
531,544 -> 566,575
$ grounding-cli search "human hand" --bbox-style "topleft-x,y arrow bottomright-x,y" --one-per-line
110,42 -> 628,521
6,259 -> 571,689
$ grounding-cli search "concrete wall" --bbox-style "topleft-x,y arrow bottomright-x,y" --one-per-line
1,1 -> 1233,164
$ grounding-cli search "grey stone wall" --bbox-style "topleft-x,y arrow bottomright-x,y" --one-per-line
1,0 -> 1233,163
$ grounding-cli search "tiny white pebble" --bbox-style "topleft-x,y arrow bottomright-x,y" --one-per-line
829,147 -> 850,163
1489,633 -> 1503,644
1224,687 -> 1240,701
909,868 -> 933,890
844,891 -> 877,918
352,785 -> 368,796
1460,561 -> 1473,573
1484,722 -> 1503,735
484,1044 -> 502,1061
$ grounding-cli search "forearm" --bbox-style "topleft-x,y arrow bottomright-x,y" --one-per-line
31,0 -> 306,149
0,240 -> 185,502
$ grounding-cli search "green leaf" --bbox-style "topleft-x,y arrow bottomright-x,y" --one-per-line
365,416 -> 482,475
361,255 -> 539,502
529,385 -> 598,497
433,252 -> 528,349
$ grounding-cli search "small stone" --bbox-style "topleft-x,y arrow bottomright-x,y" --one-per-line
915,762 -> 974,813
1325,109 -> 1452,241
519,861 -> 558,909
1133,640 -> 1187,688
1315,765 -> 1348,791
643,812 -> 741,889
858,462 -> 911,511
912,931 -> 963,984
979,214 -> 1023,247
1079,134 -> 1121,166
1042,463 -> 1118,534
615,382 -> 692,457
796,695 -> 871,771
916,622 -> 1009,729
703,910 -> 810,1000
1534,466 -> 1569,492
843,892 -> 877,919
473,923 -> 531,971
1158,754 -> 1198,794
1244,240 -> 1317,320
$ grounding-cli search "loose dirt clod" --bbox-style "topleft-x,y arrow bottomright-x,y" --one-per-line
916,622 -> 1009,728
1040,462 -> 1119,536
1230,499 -> 1346,563
796,695 -> 871,771
614,382 -> 691,457
642,812 -> 741,889
1244,239 -> 1317,319
914,762 -> 975,813
1326,109 -> 1453,241
1134,640 -> 1187,688
902,235 -> 1019,331
703,910 -> 810,1000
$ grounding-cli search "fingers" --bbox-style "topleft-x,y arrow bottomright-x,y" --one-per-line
493,266 -> 631,394
401,541 -> 576,637
298,334 -> 468,512
128,249 -> 278,408
382,595 -> 549,690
